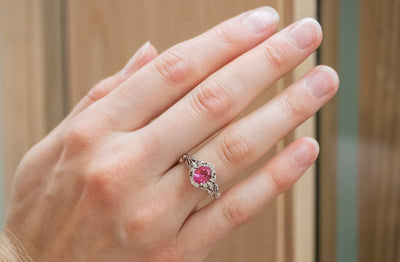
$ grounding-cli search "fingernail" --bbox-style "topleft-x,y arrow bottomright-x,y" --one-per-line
305,67 -> 336,97
121,40 -> 151,77
243,7 -> 279,33
288,18 -> 321,49
292,138 -> 319,167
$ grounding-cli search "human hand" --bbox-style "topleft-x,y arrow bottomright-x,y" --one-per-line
0,6 -> 338,262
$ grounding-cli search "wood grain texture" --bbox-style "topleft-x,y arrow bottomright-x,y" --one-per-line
318,0 -> 339,261
67,1 -> 316,261
359,0 -> 400,261
0,0 -> 66,204
291,0 -> 317,260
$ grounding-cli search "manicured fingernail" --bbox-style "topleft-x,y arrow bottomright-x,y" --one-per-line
288,18 -> 321,49
292,138 -> 319,167
121,40 -> 151,77
243,7 -> 279,33
306,67 -> 337,97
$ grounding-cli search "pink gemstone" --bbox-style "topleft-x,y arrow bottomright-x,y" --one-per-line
193,166 -> 212,184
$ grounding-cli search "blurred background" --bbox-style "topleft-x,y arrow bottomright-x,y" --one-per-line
0,0 -> 398,261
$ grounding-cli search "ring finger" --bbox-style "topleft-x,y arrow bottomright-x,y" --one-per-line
163,65 -> 338,212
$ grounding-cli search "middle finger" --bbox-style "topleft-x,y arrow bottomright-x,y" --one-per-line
167,65 -> 338,209
142,18 -> 322,170
84,7 -> 279,132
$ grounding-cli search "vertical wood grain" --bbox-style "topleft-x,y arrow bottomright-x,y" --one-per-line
359,0 -> 400,261
0,0 -> 66,205
318,0 -> 339,261
291,0 -> 317,261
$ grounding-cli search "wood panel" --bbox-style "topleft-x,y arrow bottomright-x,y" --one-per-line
318,0 -> 339,261
67,1 -> 316,261
358,0 -> 400,261
0,0 -> 66,205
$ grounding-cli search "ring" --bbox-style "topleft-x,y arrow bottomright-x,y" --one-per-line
181,154 -> 220,198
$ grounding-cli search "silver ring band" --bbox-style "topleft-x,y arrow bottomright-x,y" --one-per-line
181,154 -> 220,198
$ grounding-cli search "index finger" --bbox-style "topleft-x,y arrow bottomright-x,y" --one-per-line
85,7 -> 280,131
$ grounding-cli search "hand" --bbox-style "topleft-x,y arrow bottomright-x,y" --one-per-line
0,7 -> 338,262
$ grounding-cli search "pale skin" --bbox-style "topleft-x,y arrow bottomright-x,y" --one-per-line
0,7 -> 339,262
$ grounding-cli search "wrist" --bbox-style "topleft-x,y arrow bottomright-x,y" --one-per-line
0,229 -> 34,262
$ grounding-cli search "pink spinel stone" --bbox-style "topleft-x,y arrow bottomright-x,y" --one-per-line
193,166 -> 212,184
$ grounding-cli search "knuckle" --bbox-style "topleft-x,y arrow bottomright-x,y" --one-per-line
81,161 -> 127,206
154,47 -> 189,84
219,129 -> 253,167
192,78 -> 233,118
124,205 -> 162,237
214,23 -> 236,48
279,94 -> 309,118
87,76 -> 114,102
125,213 -> 151,237
260,43 -> 287,71
222,196 -> 251,226
268,168 -> 289,194
100,160 -> 130,179
63,122 -> 96,152
84,171 -> 119,204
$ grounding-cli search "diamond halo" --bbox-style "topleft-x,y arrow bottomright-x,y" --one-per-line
181,154 -> 220,198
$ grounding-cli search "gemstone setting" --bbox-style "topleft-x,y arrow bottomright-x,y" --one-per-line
193,166 -> 212,184
182,154 -> 220,198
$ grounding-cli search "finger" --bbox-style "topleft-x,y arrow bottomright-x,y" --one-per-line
121,41 -> 158,78
177,137 -> 319,257
67,41 -> 158,120
146,18 -> 323,169
86,7 -> 280,131
162,65 -> 338,210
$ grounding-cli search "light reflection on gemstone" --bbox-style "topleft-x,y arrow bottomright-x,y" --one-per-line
193,166 -> 212,184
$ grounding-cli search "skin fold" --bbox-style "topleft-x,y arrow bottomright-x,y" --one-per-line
0,6 -> 338,262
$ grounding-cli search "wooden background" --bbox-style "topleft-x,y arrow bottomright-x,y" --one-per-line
0,0 -> 317,261
358,0 -> 400,261
318,0 -> 339,261
317,0 -> 400,261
